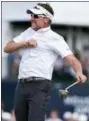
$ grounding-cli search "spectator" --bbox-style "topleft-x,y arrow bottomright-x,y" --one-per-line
53,55 -> 76,81
7,51 -> 21,80
82,57 -> 89,79
1,101 -> 5,113
2,112 -> 11,121
74,50 -> 88,78
63,111 -> 73,121
46,110 -> 62,121
72,112 -> 79,121
11,110 -> 16,121
78,114 -> 88,121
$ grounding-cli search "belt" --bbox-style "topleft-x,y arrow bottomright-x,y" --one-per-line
19,77 -> 49,83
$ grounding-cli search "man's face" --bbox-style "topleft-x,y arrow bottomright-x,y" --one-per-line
50,111 -> 59,119
30,14 -> 49,30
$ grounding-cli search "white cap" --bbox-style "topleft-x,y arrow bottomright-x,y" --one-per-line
27,4 -> 54,20
2,112 -> 11,121
78,114 -> 88,121
63,111 -> 72,119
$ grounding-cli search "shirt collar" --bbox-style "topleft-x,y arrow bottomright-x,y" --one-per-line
37,26 -> 51,32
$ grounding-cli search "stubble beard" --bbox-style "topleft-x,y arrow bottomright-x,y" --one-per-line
31,22 -> 41,31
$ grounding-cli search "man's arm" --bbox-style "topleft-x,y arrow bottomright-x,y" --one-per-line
4,41 -> 26,53
64,54 -> 87,83
4,40 -> 37,53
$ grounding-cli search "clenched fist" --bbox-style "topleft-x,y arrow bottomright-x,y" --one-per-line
28,40 -> 37,47
22,40 -> 37,48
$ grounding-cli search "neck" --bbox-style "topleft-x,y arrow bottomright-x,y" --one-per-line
32,25 -> 50,31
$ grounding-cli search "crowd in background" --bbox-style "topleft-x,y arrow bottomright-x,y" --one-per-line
1,101 -> 89,121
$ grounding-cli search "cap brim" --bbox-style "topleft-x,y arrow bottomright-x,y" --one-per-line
26,8 -> 43,15
26,9 -> 33,14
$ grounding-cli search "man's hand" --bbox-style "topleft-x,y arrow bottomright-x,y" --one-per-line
76,73 -> 87,83
22,40 -> 37,48
28,40 -> 37,47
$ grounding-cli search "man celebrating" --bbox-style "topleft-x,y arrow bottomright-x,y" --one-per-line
4,3 -> 87,121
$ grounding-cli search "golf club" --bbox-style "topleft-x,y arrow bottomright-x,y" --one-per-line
59,81 -> 78,96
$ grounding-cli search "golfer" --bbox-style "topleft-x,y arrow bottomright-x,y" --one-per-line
4,3 -> 87,121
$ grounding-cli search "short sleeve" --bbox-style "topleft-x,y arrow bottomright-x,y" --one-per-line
49,35 -> 73,58
13,28 -> 32,43
13,32 -> 25,43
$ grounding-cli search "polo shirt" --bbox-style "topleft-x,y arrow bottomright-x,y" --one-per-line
13,26 -> 73,80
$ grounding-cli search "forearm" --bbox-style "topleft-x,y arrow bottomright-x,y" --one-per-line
65,55 -> 83,74
4,41 -> 24,53
4,40 -> 37,53
71,58 -> 83,74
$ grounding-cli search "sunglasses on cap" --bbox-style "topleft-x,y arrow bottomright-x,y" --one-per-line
31,14 -> 46,19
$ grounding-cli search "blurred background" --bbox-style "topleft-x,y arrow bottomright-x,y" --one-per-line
1,1 -> 89,121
